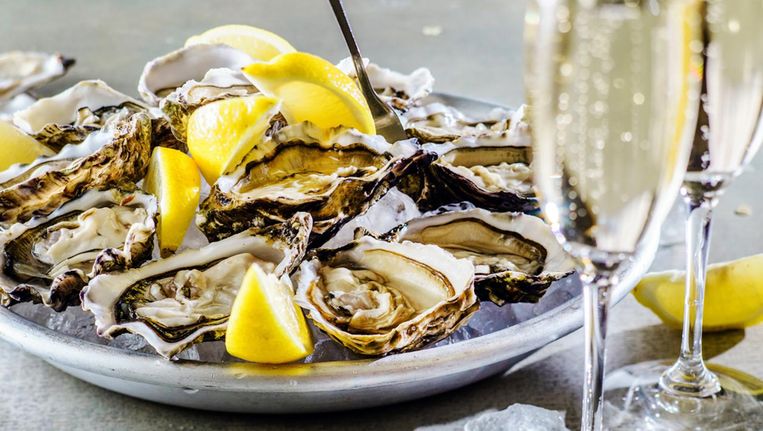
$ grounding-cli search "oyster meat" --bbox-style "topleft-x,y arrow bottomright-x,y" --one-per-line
0,51 -> 74,102
382,206 -> 575,306
0,189 -> 157,311
12,80 -> 148,151
0,112 -> 153,226
138,43 -> 254,105
81,213 -> 312,358
198,122 -> 434,246
295,236 -> 477,355
401,106 -> 536,212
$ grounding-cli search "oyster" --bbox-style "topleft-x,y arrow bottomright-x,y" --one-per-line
138,43 -> 254,105
161,67 -> 258,142
0,51 -> 74,102
0,112 -> 152,226
0,93 -> 36,122
294,236 -> 478,355
12,80 -> 148,151
336,57 -> 434,111
198,122 -> 434,246
381,206 -> 575,305
81,213 -> 312,358
0,189 -> 157,311
402,102 -> 519,144
400,106 -> 536,212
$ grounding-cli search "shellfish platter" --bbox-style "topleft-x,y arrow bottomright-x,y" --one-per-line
0,25 -> 578,367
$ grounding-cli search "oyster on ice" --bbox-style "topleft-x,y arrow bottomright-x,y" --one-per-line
0,51 -> 75,102
401,106 -> 537,212
82,213 -> 312,358
0,112 -> 152,226
138,43 -> 254,105
161,68 -> 258,142
0,189 -> 157,311
295,236 -> 478,355
198,122 -> 433,246
336,58 -> 434,111
12,80 -> 148,151
381,206 -> 575,305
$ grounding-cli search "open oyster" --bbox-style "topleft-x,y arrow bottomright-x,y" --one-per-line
295,236 -> 477,355
82,213 -> 312,358
161,67 -> 258,142
381,206 -> 575,306
12,80 -> 148,151
138,43 -> 254,105
336,58 -> 434,111
0,112 -> 152,226
198,122 -> 433,246
0,189 -> 157,311
400,106 -> 536,212
402,102 -> 522,144
0,51 -> 74,102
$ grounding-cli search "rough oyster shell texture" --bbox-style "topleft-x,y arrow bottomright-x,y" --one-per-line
198,122 -> 434,246
0,189 -> 157,311
295,236 -> 478,355
0,112 -> 152,226
82,213 -> 312,358
380,205 -> 575,306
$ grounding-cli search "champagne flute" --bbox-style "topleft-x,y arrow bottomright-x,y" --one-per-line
606,1 -> 763,428
525,0 -> 702,429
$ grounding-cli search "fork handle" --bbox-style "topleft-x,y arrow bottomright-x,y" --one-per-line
328,0 -> 383,113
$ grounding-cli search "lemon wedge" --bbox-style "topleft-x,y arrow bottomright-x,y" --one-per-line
226,264 -> 313,364
143,147 -> 201,256
187,94 -> 280,185
242,52 -> 376,134
0,121 -> 54,172
185,24 -> 296,61
633,254 -> 763,331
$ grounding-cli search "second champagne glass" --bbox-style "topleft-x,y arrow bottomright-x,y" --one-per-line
526,0 -> 702,429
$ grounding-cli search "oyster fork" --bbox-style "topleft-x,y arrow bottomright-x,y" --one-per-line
328,0 -> 408,143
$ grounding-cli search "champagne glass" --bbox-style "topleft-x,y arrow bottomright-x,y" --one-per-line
605,1 -> 763,429
525,0 -> 702,429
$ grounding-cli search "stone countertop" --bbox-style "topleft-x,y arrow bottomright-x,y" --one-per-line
1,1 -> 761,429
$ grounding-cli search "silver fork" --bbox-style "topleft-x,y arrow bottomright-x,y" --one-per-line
328,0 -> 408,143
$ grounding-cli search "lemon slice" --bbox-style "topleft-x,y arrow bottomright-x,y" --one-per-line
143,147 -> 201,256
185,24 -> 296,61
0,121 -> 54,172
187,94 -> 280,185
633,254 -> 763,331
226,264 -> 313,364
242,52 -> 376,134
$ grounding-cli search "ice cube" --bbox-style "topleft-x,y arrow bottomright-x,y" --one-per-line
415,404 -> 568,431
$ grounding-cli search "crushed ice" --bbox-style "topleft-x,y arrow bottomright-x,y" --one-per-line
414,404 -> 568,431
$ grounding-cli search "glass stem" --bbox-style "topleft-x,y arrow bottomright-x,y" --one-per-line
580,264 -> 616,431
659,189 -> 721,397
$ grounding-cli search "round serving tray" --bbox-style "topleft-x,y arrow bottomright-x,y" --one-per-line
0,94 -> 657,413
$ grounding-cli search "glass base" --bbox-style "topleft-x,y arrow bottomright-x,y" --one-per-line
603,360 -> 763,430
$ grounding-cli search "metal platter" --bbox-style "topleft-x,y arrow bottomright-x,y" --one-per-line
0,94 -> 657,413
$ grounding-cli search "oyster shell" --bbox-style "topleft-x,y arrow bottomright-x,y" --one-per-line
198,122 -> 434,246
380,206 -> 575,306
12,80 -> 148,151
400,106 -> 536,212
0,93 -> 36,123
81,213 -> 312,358
0,51 -> 75,102
294,236 -> 478,355
138,43 -> 254,105
336,57 -> 434,111
160,68 -> 258,142
0,112 -> 152,226
0,189 -> 157,311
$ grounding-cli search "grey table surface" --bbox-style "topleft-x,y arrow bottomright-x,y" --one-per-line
0,1 -> 761,430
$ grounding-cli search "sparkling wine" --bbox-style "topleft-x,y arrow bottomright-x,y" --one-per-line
685,0 -> 763,187
532,0 -> 702,255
